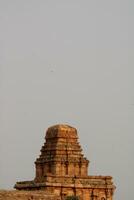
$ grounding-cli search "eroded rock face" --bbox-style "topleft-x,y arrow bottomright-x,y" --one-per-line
0,190 -> 60,200
14,124 -> 116,200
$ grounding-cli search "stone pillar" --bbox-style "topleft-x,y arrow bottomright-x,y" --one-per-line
81,163 -> 87,176
68,163 -> 75,176
74,163 -> 80,176
76,189 -> 83,200
79,163 -> 82,176
65,163 -> 68,175
43,163 -> 49,175
82,189 -> 90,200
36,164 -> 43,178
51,163 -> 56,175
105,189 -> 114,200
61,163 -> 65,176
61,163 -> 67,176
55,163 -> 62,175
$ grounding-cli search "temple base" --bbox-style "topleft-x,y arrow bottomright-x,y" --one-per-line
15,175 -> 115,200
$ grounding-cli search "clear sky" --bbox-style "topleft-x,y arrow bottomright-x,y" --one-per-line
0,1 -> 134,199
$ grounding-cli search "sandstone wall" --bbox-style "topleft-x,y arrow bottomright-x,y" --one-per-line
0,190 -> 60,200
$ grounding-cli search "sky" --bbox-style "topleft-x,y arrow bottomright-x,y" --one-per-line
0,1 -> 134,199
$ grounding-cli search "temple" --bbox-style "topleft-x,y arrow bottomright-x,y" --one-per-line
15,124 -> 115,200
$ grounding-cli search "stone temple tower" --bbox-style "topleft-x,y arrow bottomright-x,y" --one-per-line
15,124 -> 115,200
35,124 -> 89,179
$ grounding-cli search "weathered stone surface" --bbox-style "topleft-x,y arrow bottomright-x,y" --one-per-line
14,124 -> 116,200
35,124 -> 89,178
0,190 -> 60,200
